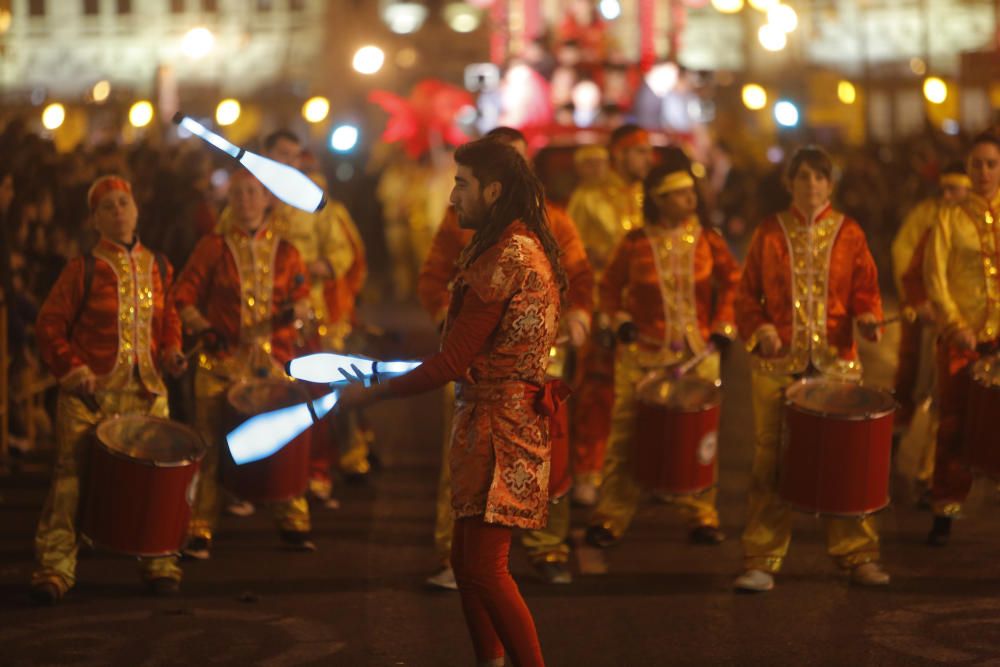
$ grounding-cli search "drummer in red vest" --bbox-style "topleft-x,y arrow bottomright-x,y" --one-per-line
923,131 -> 1000,546
733,146 -> 889,592
31,175 -> 188,604
171,168 -> 314,560
584,159 -> 740,550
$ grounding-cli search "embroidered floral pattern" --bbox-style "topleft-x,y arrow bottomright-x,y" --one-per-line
447,223 -> 560,529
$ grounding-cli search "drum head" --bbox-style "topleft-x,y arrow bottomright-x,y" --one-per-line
637,375 -> 721,412
785,378 -> 895,420
228,379 -> 310,417
972,354 -> 1000,388
96,415 -> 206,467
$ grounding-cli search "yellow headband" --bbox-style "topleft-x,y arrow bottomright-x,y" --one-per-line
940,173 -> 971,189
574,145 -> 609,164
653,170 -> 695,196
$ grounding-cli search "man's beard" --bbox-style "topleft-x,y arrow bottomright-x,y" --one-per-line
457,199 -> 489,230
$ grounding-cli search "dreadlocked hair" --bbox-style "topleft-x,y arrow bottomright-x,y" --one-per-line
454,138 -> 568,300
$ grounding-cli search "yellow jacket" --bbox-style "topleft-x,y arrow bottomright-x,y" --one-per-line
567,171 -> 643,271
924,190 -> 1000,342
891,198 -> 939,298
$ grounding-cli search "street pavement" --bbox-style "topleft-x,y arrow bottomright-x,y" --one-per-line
1,301 -> 999,666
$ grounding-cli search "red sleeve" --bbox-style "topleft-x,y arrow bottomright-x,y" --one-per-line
385,288 -> 505,397
706,230 -> 741,328
847,223 -> 883,319
157,258 -> 183,352
36,258 -> 87,378
598,234 -> 631,317
417,208 -> 468,321
172,235 -> 222,310
734,224 -> 770,340
549,206 -> 594,314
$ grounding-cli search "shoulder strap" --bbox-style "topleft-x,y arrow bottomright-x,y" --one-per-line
153,251 -> 168,290
68,252 -> 95,337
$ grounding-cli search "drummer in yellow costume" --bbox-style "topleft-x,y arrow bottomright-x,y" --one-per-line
32,176 -> 188,603
733,147 -> 889,592
923,132 -> 1000,546
567,124 -> 650,506
172,169 -> 314,559
264,130 -> 372,492
584,163 -> 740,549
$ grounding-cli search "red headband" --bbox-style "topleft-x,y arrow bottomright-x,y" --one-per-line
610,129 -> 650,152
87,176 -> 132,212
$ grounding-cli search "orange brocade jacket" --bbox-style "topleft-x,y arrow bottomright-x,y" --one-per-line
417,205 -> 593,324
734,205 -> 883,378
36,238 -> 181,395
171,224 -> 309,365
599,218 -> 740,352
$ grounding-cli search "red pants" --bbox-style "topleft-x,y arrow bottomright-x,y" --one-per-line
893,319 -> 922,425
571,342 -> 614,480
451,517 -> 545,667
930,344 -> 979,514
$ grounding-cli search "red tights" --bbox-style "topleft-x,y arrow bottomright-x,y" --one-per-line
451,517 -> 545,667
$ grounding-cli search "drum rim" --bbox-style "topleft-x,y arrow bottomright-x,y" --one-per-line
783,378 -> 897,420
226,377 -> 311,416
636,376 -> 723,412
780,497 -> 891,517
95,415 -> 207,467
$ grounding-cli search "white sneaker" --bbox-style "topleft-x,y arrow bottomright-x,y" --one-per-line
851,562 -> 890,587
425,566 -> 458,591
733,569 -> 774,593
225,500 -> 255,517
572,481 -> 598,507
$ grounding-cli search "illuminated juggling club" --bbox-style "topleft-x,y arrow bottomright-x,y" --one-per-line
172,112 -> 327,213
286,352 -> 422,386
226,390 -> 339,465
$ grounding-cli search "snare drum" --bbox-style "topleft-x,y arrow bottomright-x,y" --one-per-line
965,354 -> 1000,479
82,415 -> 205,556
223,379 -> 312,502
634,375 -> 721,496
780,378 -> 895,516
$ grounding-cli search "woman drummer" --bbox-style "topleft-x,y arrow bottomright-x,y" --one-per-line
583,159 -> 741,551
733,146 -> 888,592
32,175 -> 188,604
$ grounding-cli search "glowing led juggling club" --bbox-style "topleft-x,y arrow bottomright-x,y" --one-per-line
172,112 -> 327,213
226,391 -> 339,465
286,352 -> 422,385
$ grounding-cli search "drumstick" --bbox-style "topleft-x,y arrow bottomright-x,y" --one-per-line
873,309 -> 918,328
184,341 -> 204,361
81,392 -> 101,413
674,344 -> 717,378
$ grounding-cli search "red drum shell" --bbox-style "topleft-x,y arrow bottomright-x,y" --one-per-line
82,415 -> 205,556
779,378 -> 895,516
634,376 -> 721,496
223,379 -> 312,502
965,355 -> 1000,478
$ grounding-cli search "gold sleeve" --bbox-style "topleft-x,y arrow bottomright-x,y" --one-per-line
316,202 -> 356,278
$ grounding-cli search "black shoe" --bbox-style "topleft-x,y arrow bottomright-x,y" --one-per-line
927,516 -> 951,546
147,577 -> 180,597
181,537 -> 211,560
280,530 -> 317,552
584,525 -> 618,549
534,560 -> 573,584
689,525 -> 726,545
29,582 -> 61,606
